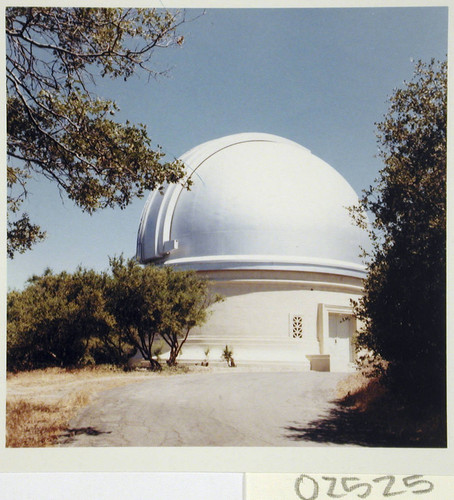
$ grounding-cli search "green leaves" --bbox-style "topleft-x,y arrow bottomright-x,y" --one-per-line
353,59 -> 446,409
6,7 -> 188,257
105,256 -> 222,368
7,257 -> 221,371
7,212 -> 46,259
7,268 -> 113,370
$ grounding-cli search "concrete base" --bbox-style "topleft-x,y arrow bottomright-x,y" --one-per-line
307,354 -> 330,372
182,358 -> 311,372
127,328 -> 358,373
176,338 -> 312,371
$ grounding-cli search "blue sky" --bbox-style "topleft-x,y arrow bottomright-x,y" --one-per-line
7,7 -> 448,291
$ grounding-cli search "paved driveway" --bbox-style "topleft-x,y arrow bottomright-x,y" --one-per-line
60,371 -> 349,447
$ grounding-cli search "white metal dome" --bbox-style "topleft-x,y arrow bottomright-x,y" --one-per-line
136,133 -> 369,278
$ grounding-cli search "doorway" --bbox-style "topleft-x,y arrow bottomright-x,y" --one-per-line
328,313 -> 354,364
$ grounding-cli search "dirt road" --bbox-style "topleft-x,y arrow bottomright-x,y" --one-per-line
60,371 -> 349,447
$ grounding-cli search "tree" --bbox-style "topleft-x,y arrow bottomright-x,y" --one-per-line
352,59 -> 446,410
105,257 -> 222,370
160,267 -> 222,366
6,7 -> 189,258
7,257 -> 220,372
7,267 -> 113,370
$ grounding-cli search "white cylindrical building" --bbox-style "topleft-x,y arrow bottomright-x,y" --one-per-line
136,133 -> 369,371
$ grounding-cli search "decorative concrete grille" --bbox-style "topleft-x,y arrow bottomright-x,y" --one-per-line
291,315 -> 303,338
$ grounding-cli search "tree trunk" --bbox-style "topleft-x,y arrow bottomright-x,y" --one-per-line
148,358 -> 162,371
166,350 -> 178,367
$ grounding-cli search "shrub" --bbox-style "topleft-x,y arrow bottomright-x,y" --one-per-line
105,256 -> 223,369
7,268 -> 112,371
222,345 -> 236,367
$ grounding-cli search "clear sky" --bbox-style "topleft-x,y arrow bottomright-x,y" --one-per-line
7,6 -> 448,291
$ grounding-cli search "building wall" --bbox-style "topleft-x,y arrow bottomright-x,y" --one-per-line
177,269 -> 363,371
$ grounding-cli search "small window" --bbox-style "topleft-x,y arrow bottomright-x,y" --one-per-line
291,314 -> 303,339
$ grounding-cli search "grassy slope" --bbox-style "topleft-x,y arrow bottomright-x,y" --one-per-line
6,365 -> 190,447
336,371 -> 446,447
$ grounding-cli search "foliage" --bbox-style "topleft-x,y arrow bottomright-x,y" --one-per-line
221,345 -> 236,367
161,266 -> 222,366
105,256 -> 222,369
7,258 -> 220,371
6,7 -> 189,258
87,328 -> 137,367
352,59 -> 446,410
7,268 -> 115,371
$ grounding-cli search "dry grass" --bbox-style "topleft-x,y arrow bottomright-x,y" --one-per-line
336,369 -> 386,412
6,365 -> 191,447
336,370 -> 446,447
7,393 -> 92,448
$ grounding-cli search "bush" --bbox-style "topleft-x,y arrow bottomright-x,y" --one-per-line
7,268 -> 112,371
7,258 -> 222,372
105,256 -> 223,369
221,345 -> 236,367
351,60 -> 446,411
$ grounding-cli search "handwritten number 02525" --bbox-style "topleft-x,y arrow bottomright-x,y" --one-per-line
294,474 -> 434,499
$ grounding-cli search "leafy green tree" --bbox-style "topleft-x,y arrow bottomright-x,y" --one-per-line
6,7 -> 189,258
161,267 -> 222,366
105,257 -> 222,370
352,60 -> 446,410
7,258 -> 220,372
7,268 -> 114,370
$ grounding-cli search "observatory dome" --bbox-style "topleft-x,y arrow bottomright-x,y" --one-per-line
137,133 -> 368,278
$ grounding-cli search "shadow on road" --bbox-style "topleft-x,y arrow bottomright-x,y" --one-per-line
61,426 -> 111,441
67,426 -> 110,436
284,400 -> 445,448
